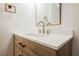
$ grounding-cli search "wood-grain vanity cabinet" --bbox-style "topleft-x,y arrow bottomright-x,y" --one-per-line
14,35 -> 72,56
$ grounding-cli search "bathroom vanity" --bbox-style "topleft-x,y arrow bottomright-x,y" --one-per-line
14,32 -> 73,56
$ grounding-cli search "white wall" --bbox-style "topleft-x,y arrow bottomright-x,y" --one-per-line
0,3 -> 35,55
0,3 -> 16,55
15,3 -> 35,34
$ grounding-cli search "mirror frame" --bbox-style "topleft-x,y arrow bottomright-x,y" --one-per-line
35,3 -> 62,26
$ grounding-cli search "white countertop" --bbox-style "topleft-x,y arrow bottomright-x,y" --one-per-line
14,32 -> 73,50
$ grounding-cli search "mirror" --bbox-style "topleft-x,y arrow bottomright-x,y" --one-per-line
35,3 -> 61,26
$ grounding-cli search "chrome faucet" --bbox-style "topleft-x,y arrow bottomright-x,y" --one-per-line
38,21 -> 45,34
38,16 -> 51,34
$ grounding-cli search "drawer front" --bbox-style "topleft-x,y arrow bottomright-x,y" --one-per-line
15,35 -> 37,56
15,45 -> 25,56
15,35 -> 56,56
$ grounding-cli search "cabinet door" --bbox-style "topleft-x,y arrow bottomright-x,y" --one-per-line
56,40 -> 72,56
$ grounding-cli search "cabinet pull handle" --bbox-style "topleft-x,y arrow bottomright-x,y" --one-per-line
19,54 -> 22,56
19,54 -> 25,56
18,42 -> 26,48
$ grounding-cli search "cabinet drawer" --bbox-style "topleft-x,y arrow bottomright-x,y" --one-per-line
15,45 -> 25,56
15,35 -> 56,56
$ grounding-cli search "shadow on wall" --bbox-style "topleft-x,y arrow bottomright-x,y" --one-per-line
6,35 -> 14,56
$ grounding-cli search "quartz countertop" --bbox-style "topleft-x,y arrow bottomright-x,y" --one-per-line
13,32 -> 73,50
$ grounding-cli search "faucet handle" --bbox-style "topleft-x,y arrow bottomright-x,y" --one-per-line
46,30 -> 50,34
39,29 -> 41,34
47,22 -> 52,26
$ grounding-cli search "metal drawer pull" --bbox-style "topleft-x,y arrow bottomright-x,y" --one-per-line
18,42 -> 26,48
18,54 -> 25,56
19,54 -> 22,56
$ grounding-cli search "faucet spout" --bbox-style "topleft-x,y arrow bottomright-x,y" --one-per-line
38,21 -> 45,34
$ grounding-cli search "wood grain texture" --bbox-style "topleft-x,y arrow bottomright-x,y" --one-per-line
15,35 -> 56,56
15,45 -> 25,56
56,40 -> 72,56
14,35 -> 72,56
